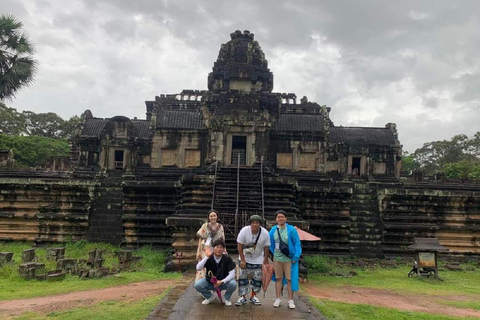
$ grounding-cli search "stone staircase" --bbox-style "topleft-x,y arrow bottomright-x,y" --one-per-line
212,166 -> 263,250
86,171 -> 124,244
348,179 -> 384,258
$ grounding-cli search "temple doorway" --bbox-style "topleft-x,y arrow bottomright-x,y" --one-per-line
231,135 -> 247,165
352,157 -> 361,176
114,150 -> 124,170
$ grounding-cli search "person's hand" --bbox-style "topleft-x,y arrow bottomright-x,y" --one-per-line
240,260 -> 246,269
214,280 -> 223,288
263,258 -> 269,265
204,247 -> 212,257
197,252 -> 202,260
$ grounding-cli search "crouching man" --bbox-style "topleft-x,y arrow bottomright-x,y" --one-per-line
194,240 -> 237,306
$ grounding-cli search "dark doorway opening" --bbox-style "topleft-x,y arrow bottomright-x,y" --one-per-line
115,150 -> 124,170
232,136 -> 247,165
352,157 -> 361,176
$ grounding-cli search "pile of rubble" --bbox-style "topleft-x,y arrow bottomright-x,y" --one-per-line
0,248 -> 142,281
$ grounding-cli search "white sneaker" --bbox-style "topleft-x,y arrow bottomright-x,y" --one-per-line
224,300 -> 232,306
273,298 -> 281,308
202,294 -> 216,305
235,297 -> 247,305
288,299 -> 295,309
250,296 -> 261,305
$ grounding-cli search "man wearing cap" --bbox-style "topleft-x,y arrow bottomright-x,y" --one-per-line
235,214 -> 271,306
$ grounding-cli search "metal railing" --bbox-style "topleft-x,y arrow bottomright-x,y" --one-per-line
235,153 -> 240,236
261,157 -> 265,221
211,161 -> 218,210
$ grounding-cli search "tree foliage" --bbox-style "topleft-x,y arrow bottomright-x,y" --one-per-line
0,103 -> 81,138
410,133 -> 480,177
0,14 -> 38,100
0,134 -> 69,167
0,101 -> 25,135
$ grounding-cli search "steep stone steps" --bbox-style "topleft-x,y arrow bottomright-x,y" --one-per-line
348,180 -> 383,258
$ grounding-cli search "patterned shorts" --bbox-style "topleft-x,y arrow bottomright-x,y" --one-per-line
237,263 -> 263,296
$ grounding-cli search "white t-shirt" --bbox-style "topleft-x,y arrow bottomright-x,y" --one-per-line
237,226 -> 271,264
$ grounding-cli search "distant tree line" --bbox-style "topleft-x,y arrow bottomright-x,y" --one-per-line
0,103 -> 81,168
402,133 -> 480,179
0,102 -> 81,139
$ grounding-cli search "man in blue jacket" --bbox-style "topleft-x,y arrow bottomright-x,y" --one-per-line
269,210 -> 302,309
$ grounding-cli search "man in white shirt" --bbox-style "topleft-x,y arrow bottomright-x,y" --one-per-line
194,240 -> 237,306
235,214 -> 271,306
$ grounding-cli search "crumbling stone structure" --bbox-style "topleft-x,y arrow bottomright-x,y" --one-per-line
0,31 -> 479,266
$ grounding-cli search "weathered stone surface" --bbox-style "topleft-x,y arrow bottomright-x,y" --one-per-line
46,270 -> 66,281
47,247 -> 65,261
0,252 -> 14,265
56,258 -> 78,274
87,250 -> 104,269
18,262 -> 45,279
21,249 -> 36,263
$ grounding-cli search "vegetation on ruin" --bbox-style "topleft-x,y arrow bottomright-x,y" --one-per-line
0,241 -> 180,301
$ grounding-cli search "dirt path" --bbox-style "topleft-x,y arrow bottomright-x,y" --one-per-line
0,279 -> 175,319
303,283 -> 480,318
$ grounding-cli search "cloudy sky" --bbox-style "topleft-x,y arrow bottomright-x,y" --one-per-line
3,0 -> 480,152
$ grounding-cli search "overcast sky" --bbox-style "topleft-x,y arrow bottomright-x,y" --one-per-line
3,0 -> 480,152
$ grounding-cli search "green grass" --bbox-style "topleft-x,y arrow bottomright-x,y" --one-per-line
440,300 -> 480,311
311,299 -> 477,320
309,265 -> 480,296
14,292 -> 168,320
0,241 -> 180,301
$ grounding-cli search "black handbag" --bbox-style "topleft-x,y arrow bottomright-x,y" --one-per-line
277,228 -> 290,258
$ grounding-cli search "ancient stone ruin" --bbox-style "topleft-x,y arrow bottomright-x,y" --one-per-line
13,248 -> 140,280
0,30 -> 479,269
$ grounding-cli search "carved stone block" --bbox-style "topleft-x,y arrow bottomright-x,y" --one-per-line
47,247 -> 65,261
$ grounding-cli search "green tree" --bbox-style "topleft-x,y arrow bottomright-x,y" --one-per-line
0,14 -> 38,100
413,134 -> 473,174
0,134 -> 69,167
400,152 -> 419,173
0,101 -> 25,134
60,114 -> 83,139
443,159 -> 480,179
23,110 -> 65,138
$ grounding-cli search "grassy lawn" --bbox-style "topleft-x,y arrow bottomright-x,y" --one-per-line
304,256 -> 480,320
309,265 -> 480,296
311,300 -> 477,320
14,293 -> 168,320
0,241 -> 180,301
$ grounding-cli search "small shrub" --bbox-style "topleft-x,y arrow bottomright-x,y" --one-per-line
304,255 -> 336,274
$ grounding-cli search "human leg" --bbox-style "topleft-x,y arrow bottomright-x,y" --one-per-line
220,279 -> 237,301
194,278 -> 214,299
237,265 -> 250,297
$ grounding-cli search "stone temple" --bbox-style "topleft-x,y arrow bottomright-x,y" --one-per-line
1,30 -> 479,266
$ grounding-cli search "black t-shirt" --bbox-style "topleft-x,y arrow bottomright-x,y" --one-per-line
204,254 -> 236,281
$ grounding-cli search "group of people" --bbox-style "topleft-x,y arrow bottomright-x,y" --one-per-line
193,209 -> 302,309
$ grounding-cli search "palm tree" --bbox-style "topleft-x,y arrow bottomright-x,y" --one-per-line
0,14 -> 37,100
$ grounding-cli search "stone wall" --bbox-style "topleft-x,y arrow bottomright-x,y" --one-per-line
0,178 -> 96,243
1,172 -> 479,259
